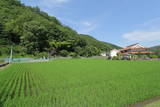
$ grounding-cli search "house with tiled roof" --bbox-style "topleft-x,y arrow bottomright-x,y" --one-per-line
119,43 -> 152,54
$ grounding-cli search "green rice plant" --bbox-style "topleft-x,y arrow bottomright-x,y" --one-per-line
0,59 -> 160,107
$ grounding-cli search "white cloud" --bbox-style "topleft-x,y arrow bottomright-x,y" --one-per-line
44,0 -> 70,5
81,21 -> 92,27
78,21 -> 97,34
79,23 -> 96,34
55,0 -> 70,4
122,31 -> 160,42
37,0 -> 70,9
122,17 -> 160,43
59,18 -> 97,34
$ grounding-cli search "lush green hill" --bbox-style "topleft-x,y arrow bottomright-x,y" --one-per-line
79,34 -> 121,51
0,0 -> 119,57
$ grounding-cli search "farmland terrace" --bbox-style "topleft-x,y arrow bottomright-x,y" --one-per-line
0,59 -> 160,107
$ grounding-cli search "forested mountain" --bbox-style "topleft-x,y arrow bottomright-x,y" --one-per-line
150,45 -> 160,52
0,0 -> 120,57
79,35 -> 120,51
151,45 -> 160,49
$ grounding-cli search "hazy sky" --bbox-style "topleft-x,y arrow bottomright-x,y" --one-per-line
21,0 -> 160,47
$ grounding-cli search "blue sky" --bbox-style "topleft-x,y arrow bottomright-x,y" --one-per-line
21,0 -> 160,47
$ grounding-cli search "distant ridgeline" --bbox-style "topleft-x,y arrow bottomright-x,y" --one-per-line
150,45 -> 160,53
0,0 -> 120,57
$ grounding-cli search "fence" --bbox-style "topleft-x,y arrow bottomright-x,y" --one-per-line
0,57 -> 49,63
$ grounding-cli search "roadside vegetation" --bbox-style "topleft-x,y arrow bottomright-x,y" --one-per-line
109,53 -> 160,60
0,60 -> 4,64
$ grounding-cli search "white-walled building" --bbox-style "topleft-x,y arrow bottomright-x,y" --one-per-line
110,49 -> 119,58
100,52 -> 107,56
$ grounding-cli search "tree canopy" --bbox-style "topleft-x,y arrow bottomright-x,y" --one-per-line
0,0 -> 120,57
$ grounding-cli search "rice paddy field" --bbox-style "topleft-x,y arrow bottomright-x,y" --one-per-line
0,59 -> 160,107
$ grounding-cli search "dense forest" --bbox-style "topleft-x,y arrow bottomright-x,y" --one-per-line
0,0 -> 120,58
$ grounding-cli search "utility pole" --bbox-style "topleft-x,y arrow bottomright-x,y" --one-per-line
48,51 -> 50,61
9,46 -> 13,64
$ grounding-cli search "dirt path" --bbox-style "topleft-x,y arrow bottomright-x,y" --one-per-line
145,100 -> 160,107
130,96 -> 160,107
0,64 -> 10,70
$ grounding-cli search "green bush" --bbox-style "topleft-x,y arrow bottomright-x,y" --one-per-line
33,52 -> 48,58
59,50 -> 69,57
112,56 -> 118,60
69,52 -> 78,58
150,55 -> 158,59
1,47 -> 10,55
133,55 -> 139,60
0,50 -> 2,56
